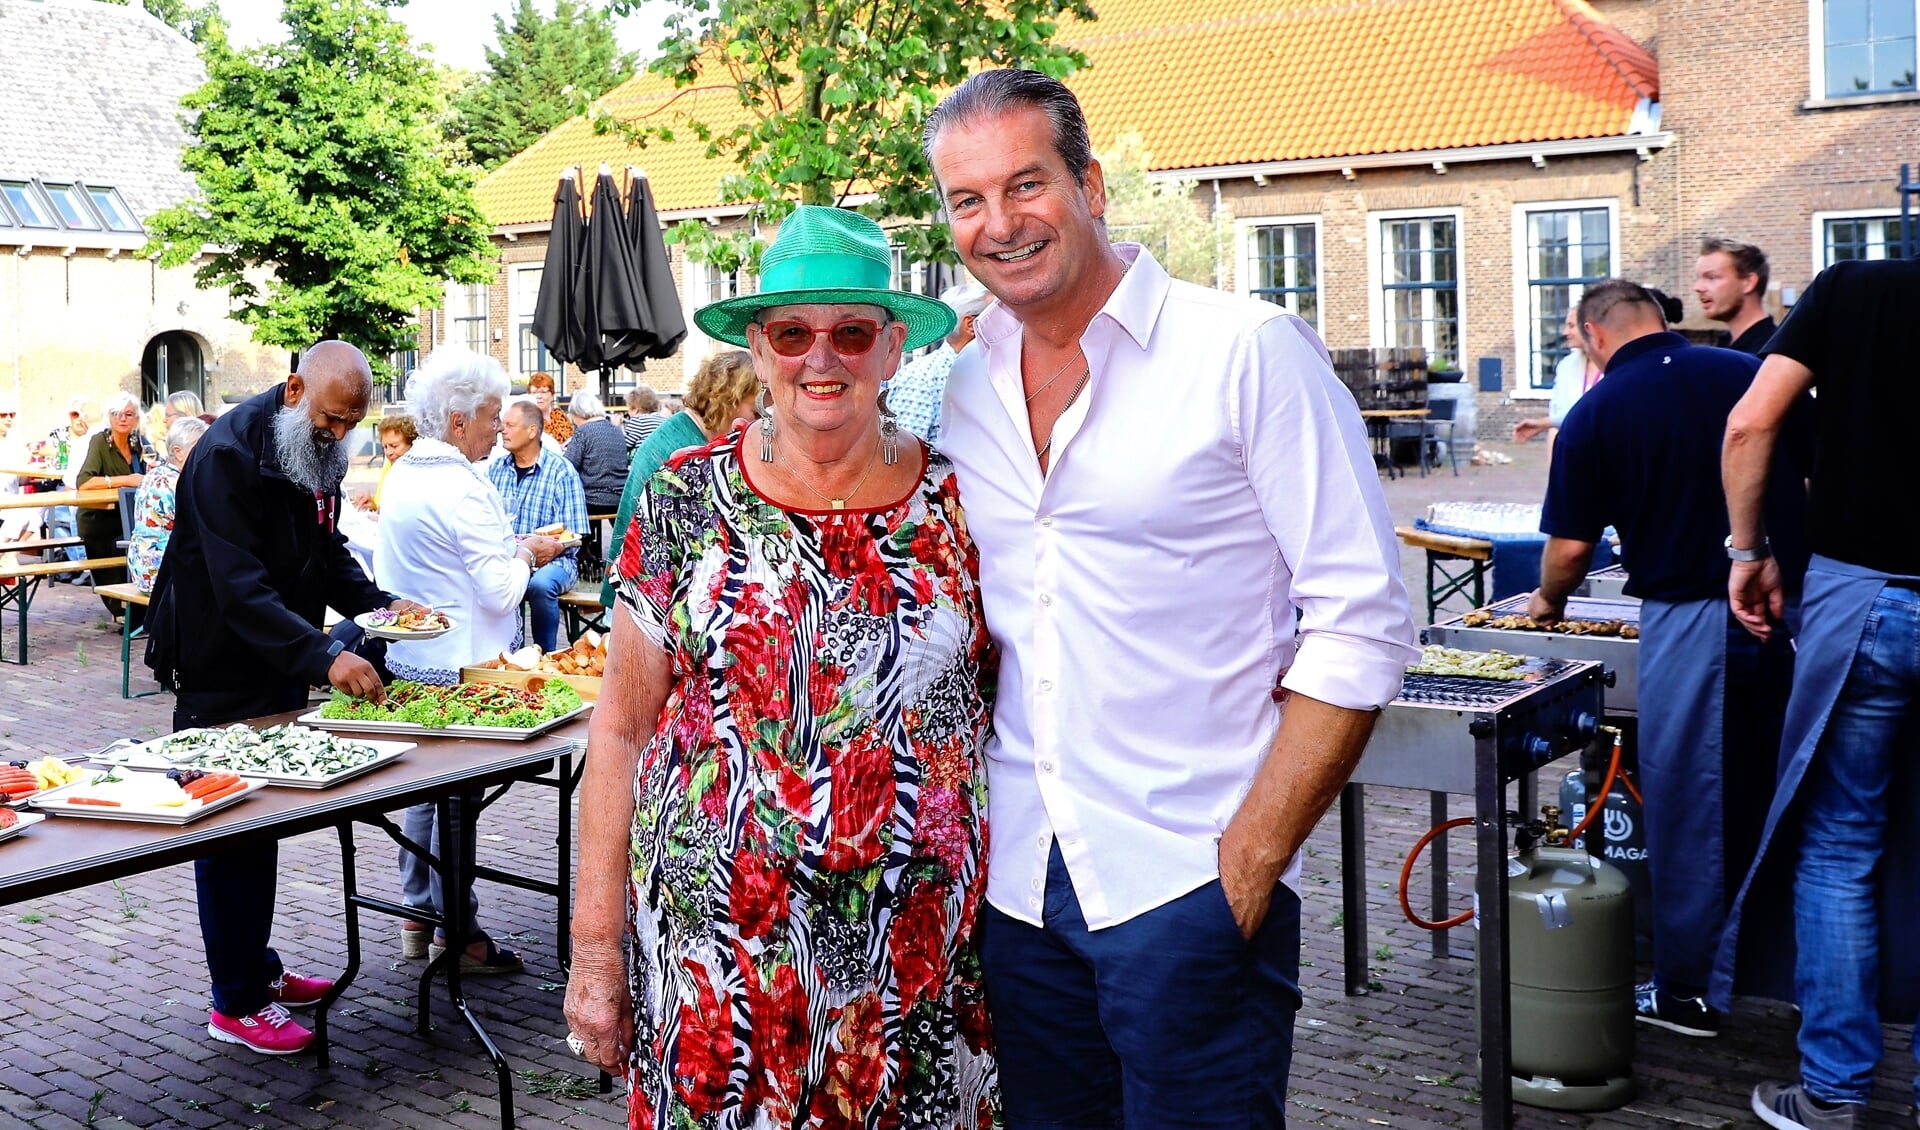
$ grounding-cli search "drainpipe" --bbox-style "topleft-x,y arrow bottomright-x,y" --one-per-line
1212,179 -> 1224,290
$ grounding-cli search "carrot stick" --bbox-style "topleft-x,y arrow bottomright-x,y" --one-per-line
68,796 -> 121,807
196,780 -> 249,804
183,773 -> 240,799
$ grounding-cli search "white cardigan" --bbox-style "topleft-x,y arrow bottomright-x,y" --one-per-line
375,437 -> 530,680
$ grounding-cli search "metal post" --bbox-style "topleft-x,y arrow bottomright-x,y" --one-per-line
1429,791 -> 1450,961
1340,782 -> 1370,996
1472,721 -> 1512,1130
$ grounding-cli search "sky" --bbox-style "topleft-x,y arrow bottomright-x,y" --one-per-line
220,0 -> 668,71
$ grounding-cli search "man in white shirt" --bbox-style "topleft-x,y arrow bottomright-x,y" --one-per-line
926,70 -> 1419,1128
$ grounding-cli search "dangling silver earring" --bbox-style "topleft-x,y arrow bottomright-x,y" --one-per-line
878,388 -> 900,465
756,385 -> 775,462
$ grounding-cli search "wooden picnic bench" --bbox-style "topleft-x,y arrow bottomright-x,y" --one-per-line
558,589 -> 608,639
1395,524 -> 1494,624
0,554 -> 128,665
93,582 -> 158,699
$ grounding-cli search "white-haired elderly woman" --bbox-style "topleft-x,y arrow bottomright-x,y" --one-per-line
561,388 -> 628,514
75,390 -> 152,607
127,415 -> 208,594
375,347 -> 563,975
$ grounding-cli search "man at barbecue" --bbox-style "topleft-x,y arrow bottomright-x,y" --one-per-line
1712,255 -> 1920,1130
146,340 -> 427,1057
1527,278 -> 1809,1039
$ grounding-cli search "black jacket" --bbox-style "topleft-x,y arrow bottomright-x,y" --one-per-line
146,384 -> 390,695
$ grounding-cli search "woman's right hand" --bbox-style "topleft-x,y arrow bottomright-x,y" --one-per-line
563,942 -> 634,1074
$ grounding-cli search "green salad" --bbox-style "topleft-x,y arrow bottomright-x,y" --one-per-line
322,680 -> 584,730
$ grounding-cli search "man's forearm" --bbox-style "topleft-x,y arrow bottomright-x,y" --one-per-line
1224,692 -> 1380,879
1723,420 -> 1777,548
1538,537 -> 1596,604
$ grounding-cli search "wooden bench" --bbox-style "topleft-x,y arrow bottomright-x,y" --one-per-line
1395,525 -> 1493,624
557,589 -> 608,639
0,555 -> 127,665
93,582 -> 159,699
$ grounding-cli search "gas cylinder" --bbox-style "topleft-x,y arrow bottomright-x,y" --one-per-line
1564,761 -> 1653,956
1505,809 -> 1636,1111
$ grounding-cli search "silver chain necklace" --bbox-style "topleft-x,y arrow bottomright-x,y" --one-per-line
1025,349 -> 1086,403
1034,366 -> 1093,463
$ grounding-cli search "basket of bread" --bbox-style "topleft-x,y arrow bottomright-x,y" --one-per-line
464,629 -> 606,700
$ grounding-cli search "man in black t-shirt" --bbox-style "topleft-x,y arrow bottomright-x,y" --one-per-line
1719,258 -> 1920,1130
1531,279 -> 1807,1041
1695,238 -> 1776,355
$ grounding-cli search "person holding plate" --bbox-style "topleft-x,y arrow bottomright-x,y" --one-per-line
377,346 -> 564,975
565,206 -> 998,1129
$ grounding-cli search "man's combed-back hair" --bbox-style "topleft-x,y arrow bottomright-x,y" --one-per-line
923,69 -> 1094,187
1699,237 -> 1770,297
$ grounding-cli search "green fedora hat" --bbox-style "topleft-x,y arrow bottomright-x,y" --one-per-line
694,206 -> 958,352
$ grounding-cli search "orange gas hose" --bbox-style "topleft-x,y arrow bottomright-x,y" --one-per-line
1565,731 -> 1627,844
1398,817 -> 1475,930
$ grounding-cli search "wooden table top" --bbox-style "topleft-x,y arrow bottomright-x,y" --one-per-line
0,489 -> 118,510
1394,524 -> 1494,559
2,536 -> 83,554
0,714 -> 589,905
1360,409 -> 1431,419
0,466 -> 63,480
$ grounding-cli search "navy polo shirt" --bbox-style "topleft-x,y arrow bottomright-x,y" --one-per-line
1541,332 -> 1811,603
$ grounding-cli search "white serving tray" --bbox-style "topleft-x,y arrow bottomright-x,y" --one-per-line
0,811 -> 47,844
108,735 -> 415,790
296,700 -> 591,742
3,757 -> 92,809
30,769 -> 268,825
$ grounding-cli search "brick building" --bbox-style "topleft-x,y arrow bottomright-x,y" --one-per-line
440,0 -> 1916,437
0,0 -> 286,436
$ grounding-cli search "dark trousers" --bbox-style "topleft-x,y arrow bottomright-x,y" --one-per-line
982,845 -> 1304,1130
177,683 -> 308,1017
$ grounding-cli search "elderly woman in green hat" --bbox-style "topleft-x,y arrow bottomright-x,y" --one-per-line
565,206 -> 1000,1129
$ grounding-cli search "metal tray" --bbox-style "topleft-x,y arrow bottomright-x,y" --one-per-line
30,769 -> 268,825
3,757 -> 92,809
296,701 -> 591,742
0,811 -> 47,844
107,735 -> 414,789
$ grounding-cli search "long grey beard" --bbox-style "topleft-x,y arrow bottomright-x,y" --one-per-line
273,404 -> 350,493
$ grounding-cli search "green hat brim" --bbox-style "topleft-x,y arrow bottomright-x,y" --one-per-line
695,287 -> 958,353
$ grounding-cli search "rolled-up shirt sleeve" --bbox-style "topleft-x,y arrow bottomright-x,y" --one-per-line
1235,315 -> 1420,710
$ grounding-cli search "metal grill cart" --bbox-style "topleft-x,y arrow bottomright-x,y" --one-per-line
1337,657 -> 1610,1130
1425,594 -> 1640,715
1578,565 -> 1635,602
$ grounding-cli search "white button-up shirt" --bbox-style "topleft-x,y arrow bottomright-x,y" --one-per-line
939,246 -> 1418,929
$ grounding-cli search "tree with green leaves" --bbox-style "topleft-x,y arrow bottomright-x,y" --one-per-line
1099,134 -> 1230,288
453,0 -> 638,170
143,0 -> 496,380
96,0 -> 223,44
604,0 -> 1094,273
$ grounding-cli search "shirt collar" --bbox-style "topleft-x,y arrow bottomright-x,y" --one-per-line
1604,330 -> 1690,373
973,243 -> 1169,356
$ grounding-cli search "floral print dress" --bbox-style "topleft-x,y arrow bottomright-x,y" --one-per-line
614,429 -> 998,1130
127,462 -> 181,594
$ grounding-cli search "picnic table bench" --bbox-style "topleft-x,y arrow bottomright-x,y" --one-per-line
93,581 -> 156,698
1395,524 -> 1493,624
0,553 -> 128,665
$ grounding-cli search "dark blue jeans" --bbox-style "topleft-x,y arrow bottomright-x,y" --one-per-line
982,845 -> 1303,1129
1794,586 -> 1920,1107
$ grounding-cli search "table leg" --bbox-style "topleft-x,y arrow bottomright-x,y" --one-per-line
439,794 -> 516,1129
0,575 -> 40,665
1339,783 -> 1369,996
1429,791 -> 1450,961
315,823 -> 367,1070
556,747 -> 574,972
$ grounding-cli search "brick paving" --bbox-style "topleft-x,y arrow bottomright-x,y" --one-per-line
1,441 -> 1914,1130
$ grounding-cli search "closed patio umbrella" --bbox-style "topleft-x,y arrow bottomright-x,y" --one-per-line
530,169 -> 592,379
587,166 -> 651,379
625,169 -> 686,361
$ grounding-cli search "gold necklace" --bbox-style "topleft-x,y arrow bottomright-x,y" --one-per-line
777,441 -> 881,510
1025,349 -> 1086,403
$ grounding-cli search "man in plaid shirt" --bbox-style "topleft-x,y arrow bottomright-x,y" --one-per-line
488,399 -> 587,651
885,281 -> 990,444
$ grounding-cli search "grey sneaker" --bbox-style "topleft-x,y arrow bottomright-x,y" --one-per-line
1751,1082 -> 1857,1130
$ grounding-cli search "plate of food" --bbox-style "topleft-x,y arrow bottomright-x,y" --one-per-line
108,724 -> 412,789
0,809 -> 47,844
356,608 -> 455,641
304,678 -> 589,740
533,522 -> 583,550
31,767 -> 266,824
1,756 -> 88,809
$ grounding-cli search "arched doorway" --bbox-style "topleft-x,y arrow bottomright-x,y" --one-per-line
141,332 -> 205,406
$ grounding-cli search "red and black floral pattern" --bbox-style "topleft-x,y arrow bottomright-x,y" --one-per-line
615,431 -> 998,1129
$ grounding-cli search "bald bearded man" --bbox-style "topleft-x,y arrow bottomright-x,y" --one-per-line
148,341 -> 427,1056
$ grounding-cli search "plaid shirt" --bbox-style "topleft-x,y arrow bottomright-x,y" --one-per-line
485,448 -> 587,585
885,343 -> 957,444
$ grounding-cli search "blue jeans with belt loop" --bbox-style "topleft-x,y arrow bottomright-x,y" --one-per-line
1794,585 -> 1920,1107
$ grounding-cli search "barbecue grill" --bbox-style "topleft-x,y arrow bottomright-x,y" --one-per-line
1337,655 -> 1610,1130
1578,565 -> 1635,602
1427,593 -> 1641,714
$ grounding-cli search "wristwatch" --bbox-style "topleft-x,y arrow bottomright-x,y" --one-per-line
1724,535 -> 1771,562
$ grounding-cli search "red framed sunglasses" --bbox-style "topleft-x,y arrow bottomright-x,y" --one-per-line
754,317 -> 887,357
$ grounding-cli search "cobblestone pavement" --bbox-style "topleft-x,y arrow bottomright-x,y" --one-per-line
1,443 -> 1914,1130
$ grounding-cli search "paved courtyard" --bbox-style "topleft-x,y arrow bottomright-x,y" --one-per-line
1,441 -> 1914,1129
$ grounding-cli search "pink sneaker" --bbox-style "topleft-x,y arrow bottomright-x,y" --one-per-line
268,971 -> 333,1010
207,1003 -> 314,1056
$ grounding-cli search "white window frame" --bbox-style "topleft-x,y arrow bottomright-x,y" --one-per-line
1811,207 -> 1910,266
1366,206 -> 1466,377
1234,214 -> 1323,333
1809,0 -> 1920,100
508,264 -> 553,383
442,281 -> 488,355
1509,198 -> 1620,400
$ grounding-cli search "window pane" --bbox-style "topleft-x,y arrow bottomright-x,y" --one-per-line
86,188 -> 140,232
1873,39 -> 1918,88
1829,0 -> 1870,43
1875,0 -> 1915,36
517,267 -> 543,305
519,324 -> 551,374
3,183 -> 53,228
1296,289 -> 1318,327
43,184 -> 98,230
1828,42 -> 1876,92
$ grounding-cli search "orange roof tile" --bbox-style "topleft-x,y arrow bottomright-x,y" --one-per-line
476,0 -> 1658,225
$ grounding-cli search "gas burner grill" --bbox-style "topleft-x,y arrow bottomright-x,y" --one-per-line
1336,655 -> 1611,1130
1427,593 -> 1641,714
1578,565 -> 1635,602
